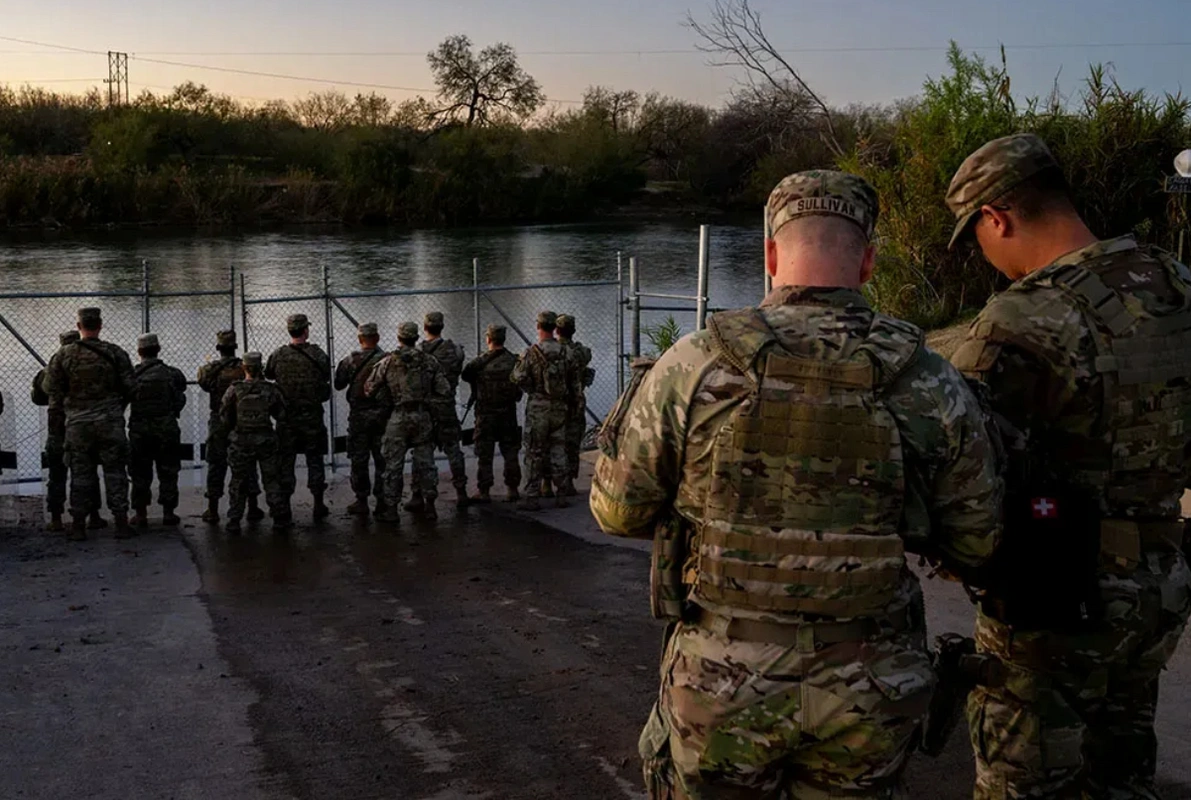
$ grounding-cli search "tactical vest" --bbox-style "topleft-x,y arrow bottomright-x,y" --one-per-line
387,349 -> 432,405
478,350 -> 521,407
273,345 -> 329,404
206,357 -> 243,412
234,383 -> 273,433
423,338 -> 463,391
531,342 -> 570,401
347,350 -> 384,404
131,362 -> 177,420
66,343 -> 117,404
688,308 -> 921,621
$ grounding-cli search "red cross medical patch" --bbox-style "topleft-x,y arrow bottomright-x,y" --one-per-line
1031,497 -> 1059,519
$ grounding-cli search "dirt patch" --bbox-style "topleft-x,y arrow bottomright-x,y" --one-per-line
925,322 -> 971,360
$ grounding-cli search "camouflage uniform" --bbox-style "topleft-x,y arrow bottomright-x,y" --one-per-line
219,353 -> 289,526
461,325 -> 523,498
128,334 -> 188,518
592,172 -> 1004,799
265,314 -> 331,503
365,322 -> 450,519
512,312 -> 574,502
420,312 -> 469,502
197,330 -> 260,507
42,308 -> 136,523
334,323 -> 389,511
557,314 -> 593,484
32,330 -> 100,519
948,135 -> 1191,800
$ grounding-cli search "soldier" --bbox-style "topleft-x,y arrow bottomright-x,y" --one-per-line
266,313 -> 332,520
197,331 -> 263,523
334,322 -> 389,516
416,311 -> 470,508
32,330 -> 103,532
128,333 -> 188,528
42,307 -> 136,540
220,352 -> 290,534
365,322 -> 449,522
947,134 -> 1191,799
555,313 -> 592,496
461,324 -> 523,503
511,311 -> 573,511
591,171 -> 1004,799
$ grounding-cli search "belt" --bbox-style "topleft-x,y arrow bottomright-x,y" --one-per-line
397,401 -> 427,411
689,605 -> 913,648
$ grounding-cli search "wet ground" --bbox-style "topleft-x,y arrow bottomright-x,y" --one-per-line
2,466 -> 1191,799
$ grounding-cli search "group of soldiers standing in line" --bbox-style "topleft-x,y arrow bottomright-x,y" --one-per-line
27,304 -> 594,538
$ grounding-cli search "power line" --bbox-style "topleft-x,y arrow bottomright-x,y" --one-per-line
0,34 -> 105,55
0,77 -> 102,83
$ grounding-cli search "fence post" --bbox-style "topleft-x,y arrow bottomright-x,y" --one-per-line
616,251 -> 625,395
322,262 -> 337,472
228,264 -> 236,332
472,258 -> 481,358
763,207 -> 773,298
696,225 -> 710,331
141,259 -> 151,333
239,272 -> 249,350
629,256 -> 640,358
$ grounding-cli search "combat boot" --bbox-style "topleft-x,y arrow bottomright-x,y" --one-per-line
130,507 -> 150,529
559,479 -> 578,498
162,508 -> 180,527
246,496 -> 266,522
113,513 -> 134,539
46,512 -> 65,532
69,516 -> 87,541
541,481 -> 555,499
471,489 -> 492,504
375,506 -> 401,523
202,499 -> 220,523
88,512 -> 108,530
404,493 -> 426,513
506,487 -> 521,503
312,492 -> 331,520
346,497 -> 370,516
455,485 -> 471,508
373,498 -> 390,517
423,503 -> 438,522
519,497 -> 542,512
225,518 -> 242,535
272,510 -> 293,533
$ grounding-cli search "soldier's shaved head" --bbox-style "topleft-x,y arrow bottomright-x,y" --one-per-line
769,215 -> 875,290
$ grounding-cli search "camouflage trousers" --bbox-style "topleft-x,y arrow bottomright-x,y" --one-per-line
969,550 -> 1191,800
523,398 -> 567,498
564,397 -> 586,481
382,410 -> 436,508
473,410 -> 521,492
642,600 -> 932,798
205,414 -> 259,500
347,409 -> 387,502
129,418 -> 181,511
227,432 -> 288,521
428,402 -> 467,492
45,427 -> 99,514
64,417 -> 130,516
277,408 -> 328,498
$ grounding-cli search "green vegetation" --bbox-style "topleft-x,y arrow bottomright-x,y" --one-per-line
643,316 -> 684,357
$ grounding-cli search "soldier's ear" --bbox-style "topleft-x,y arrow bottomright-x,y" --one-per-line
859,245 -> 876,286
765,238 -> 778,277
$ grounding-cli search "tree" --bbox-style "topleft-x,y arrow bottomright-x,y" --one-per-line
636,94 -> 712,181
350,92 -> 392,127
293,90 -> 353,132
582,86 -> 640,134
426,35 -> 544,126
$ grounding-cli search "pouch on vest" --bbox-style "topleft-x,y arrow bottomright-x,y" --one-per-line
132,364 -> 176,419
236,386 -> 273,433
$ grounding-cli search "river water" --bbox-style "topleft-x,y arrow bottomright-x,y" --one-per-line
0,221 -> 764,485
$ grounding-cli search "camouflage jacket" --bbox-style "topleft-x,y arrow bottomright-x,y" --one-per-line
560,338 -> 594,396
335,347 -> 389,413
952,236 -> 1191,520
461,348 -> 523,411
421,337 -> 465,400
266,342 -> 332,412
364,346 -> 450,409
511,339 -> 575,404
219,379 -> 286,434
197,355 -> 245,413
43,338 -> 136,423
591,286 -> 1003,577
130,358 -> 188,423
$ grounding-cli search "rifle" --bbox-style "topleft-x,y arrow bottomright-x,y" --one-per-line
459,394 -> 477,446
920,634 -> 1005,757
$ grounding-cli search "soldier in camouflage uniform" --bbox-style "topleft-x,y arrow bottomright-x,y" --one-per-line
591,171 -> 1004,799
461,324 -> 523,503
334,322 -> 390,516
219,352 -> 290,534
128,333 -> 188,528
42,307 -> 137,540
555,313 -> 593,496
512,311 -> 574,511
197,330 -> 262,523
365,322 -> 450,522
947,134 -> 1191,800
416,311 -> 470,508
266,313 -> 332,520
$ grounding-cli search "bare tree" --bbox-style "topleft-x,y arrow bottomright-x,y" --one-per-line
687,0 -> 843,156
582,86 -> 640,134
293,90 -> 353,132
427,35 -> 544,127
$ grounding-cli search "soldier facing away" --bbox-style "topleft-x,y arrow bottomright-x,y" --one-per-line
417,311 -> 470,508
461,324 -> 523,503
365,322 -> 449,522
511,311 -> 574,511
219,351 -> 290,534
197,330 -> 262,523
334,322 -> 390,517
591,170 -> 1004,799
42,307 -> 137,540
555,313 -> 592,496
947,134 -> 1191,799
266,313 -> 332,520
128,333 -> 188,528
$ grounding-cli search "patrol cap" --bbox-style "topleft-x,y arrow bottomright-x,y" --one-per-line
216,329 -> 237,348
243,351 -> 263,368
397,321 -> 420,340
358,322 -> 379,337
556,314 -> 576,333
946,133 -> 1059,250
286,313 -> 310,332
77,307 -> 102,327
766,170 -> 878,240
486,324 -> 507,342
424,311 -> 444,328
137,333 -> 160,350
537,310 -> 558,328
59,330 -> 80,346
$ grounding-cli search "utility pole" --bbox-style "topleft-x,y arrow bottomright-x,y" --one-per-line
105,51 -> 129,106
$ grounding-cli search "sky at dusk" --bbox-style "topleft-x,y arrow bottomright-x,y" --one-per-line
2,0 -> 1190,110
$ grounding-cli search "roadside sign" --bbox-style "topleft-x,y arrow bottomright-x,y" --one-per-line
1165,175 -> 1191,194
